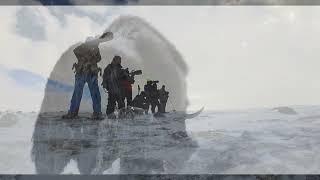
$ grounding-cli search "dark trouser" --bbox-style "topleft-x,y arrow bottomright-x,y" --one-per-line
150,99 -> 160,114
69,73 -> 101,114
142,103 -> 150,114
106,93 -> 125,115
159,100 -> 167,113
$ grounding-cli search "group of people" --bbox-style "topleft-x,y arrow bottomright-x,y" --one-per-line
101,55 -> 142,118
62,31 -> 170,120
132,81 -> 169,115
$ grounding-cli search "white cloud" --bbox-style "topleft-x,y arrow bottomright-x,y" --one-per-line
2,6 -> 320,111
0,6 -> 112,78
0,6 -> 113,111
75,6 -> 112,15
0,70 -> 44,112
120,6 -> 320,110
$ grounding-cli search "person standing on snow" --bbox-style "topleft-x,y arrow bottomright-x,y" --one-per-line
62,31 -> 114,120
102,55 -> 127,118
158,85 -> 169,113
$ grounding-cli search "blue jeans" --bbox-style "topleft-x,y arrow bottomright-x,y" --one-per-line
69,73 -> 101,113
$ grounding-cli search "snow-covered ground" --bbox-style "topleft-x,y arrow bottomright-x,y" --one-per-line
1,106 -> 320,174
0,111 -> 37,173
185,106 -> 320,174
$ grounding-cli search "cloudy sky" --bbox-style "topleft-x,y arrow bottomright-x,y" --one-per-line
1,6 -> 320,111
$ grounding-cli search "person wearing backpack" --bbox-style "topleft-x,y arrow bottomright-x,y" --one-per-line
62,31 -> 113,120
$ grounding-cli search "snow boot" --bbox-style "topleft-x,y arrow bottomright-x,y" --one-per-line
62,112 -> 79,119
107,113 -> 117,119
91,112 -> 104,120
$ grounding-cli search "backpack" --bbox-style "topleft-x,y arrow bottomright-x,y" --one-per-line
72,40 -> 102,75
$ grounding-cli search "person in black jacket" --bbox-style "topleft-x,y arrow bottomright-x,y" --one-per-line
102,55 -> 127,117
158,85 -> 169,113
144,80 -> 160,113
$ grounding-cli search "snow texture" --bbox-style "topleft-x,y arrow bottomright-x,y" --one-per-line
1,106 -> 320,174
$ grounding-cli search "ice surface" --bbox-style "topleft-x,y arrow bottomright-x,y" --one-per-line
31,111 -> 196,174
1,106 -> 320,174
184,105 -> 320,174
